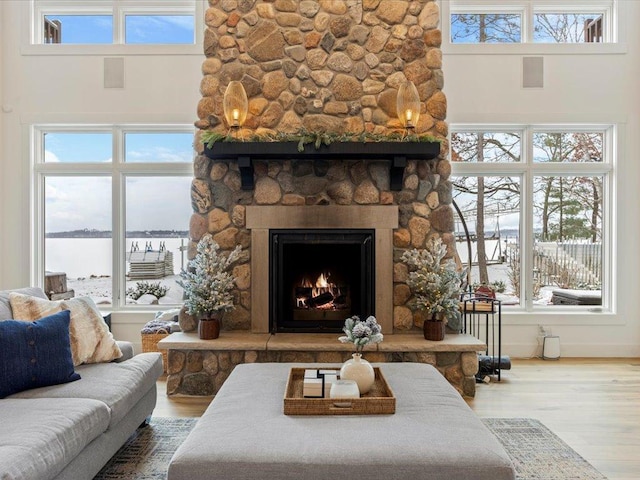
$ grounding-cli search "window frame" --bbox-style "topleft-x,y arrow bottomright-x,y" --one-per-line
32,124 -> 194,311
443,0 -> 625,55
450,124 -> 615,314
28,0 -> 204,54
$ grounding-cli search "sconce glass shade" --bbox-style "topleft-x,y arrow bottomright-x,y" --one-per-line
223,81 -> 248,128
396,80 -> 421,129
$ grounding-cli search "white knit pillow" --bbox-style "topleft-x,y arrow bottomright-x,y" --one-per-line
9,292 -> 122,366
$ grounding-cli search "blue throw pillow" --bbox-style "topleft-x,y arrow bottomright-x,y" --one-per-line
0,310 -> 81,398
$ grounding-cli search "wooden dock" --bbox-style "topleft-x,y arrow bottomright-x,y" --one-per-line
127,250 -> 174,279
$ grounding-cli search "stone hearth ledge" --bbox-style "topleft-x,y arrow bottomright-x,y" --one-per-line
159,333 -> 486,398
159,332 -> 485,352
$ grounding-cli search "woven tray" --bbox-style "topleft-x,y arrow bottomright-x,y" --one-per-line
284,367 -> 395,415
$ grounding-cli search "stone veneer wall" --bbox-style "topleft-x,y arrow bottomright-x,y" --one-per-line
167,349 -> 478,397
184,0 -> 454,334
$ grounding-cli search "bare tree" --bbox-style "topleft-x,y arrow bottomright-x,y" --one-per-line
534,14 -> 598,43
451,132 -> 521,286
451,14 -> 521,43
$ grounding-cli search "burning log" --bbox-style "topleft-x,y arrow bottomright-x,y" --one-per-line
306,292 -> 334,308
295,287 -> 313,300
334,294 -> 348,306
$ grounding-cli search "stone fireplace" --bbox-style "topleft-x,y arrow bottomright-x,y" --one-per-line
185,0 -> 454,335
163,1 -> 483,398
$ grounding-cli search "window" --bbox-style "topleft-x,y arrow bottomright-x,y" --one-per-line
124,132 -> 194,162
449,1 -> 615,44
533,13 -> 604,43
451,126 -> 613,310
43,15 -> 113,44
125,15 -> 194,44
35,126 -> 194,308
451,13 -> 522,43
35,1 -> 196,45
44,132 -> 112,162
45,177 -> 113,298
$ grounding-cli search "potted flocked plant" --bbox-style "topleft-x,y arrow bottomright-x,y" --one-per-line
401,237 -> 466,341
178,234 -> 242,339
338,315 -> 383,394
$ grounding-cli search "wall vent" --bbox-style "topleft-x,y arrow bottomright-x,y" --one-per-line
523,57 -> 544,88
104,57 -> 125,89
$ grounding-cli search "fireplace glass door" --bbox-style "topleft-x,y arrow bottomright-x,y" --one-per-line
270,229 -> 375,333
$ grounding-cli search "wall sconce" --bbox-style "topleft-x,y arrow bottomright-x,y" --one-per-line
396,80 -> 421,130
223,81 -> 248,129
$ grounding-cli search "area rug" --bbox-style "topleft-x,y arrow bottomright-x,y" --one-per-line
482,418 -> 607,480
93,417 -> 607,480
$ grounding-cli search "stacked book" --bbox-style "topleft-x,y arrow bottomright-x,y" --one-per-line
302,369 -> 339,398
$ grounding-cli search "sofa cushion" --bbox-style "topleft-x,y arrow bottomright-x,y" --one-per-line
0,398 -> 110,480
0,310 -> 80,398
9,352 -> 163,429
0,287 -> 47,321
9,292 -> 122,365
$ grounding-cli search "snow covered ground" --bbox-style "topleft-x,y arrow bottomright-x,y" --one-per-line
68,274 -> 184,307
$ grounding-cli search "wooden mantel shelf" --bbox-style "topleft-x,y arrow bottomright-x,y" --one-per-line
203,141 -> 441,191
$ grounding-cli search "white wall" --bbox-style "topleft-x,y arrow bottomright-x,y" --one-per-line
0,2 -> 5,287
0,0 -> 203,351
1,0 -> 638,356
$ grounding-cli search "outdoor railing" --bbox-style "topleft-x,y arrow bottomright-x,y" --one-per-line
532,240 -> 602,288
44,18 -> 62,44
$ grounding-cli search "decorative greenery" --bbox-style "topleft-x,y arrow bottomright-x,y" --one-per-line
201,128 -> 442,152
401,237 -> 466,330
338,315 -> 383,353
126,281 -> 168,300
177,234 -> 242,317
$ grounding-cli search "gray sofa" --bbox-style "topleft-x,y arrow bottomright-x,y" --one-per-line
0,287 -> 164,480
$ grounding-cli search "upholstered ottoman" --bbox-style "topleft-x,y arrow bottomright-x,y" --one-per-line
168,363 -> 515,480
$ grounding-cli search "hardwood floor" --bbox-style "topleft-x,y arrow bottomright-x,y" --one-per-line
155,358 -> 640,480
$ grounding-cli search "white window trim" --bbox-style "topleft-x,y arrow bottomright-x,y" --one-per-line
25,0 -> 205,56
31,124 -> 194,311
442,0 -> 627,55
449,124 -> 615,318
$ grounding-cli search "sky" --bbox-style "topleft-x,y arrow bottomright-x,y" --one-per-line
44,14 -> 194,44
44,132 -> 193,232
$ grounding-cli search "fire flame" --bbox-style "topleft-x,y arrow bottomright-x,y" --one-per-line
315,272 -> 330,289
297,272 -> 343,308
299,273 -> 334,296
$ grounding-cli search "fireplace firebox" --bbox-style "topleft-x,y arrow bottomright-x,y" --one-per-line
270,229 -> 375,333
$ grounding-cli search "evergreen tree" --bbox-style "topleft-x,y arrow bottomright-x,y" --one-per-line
178,234 -> 242,317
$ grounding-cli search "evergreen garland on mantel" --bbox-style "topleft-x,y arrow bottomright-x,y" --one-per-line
201,129 -> 442,152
